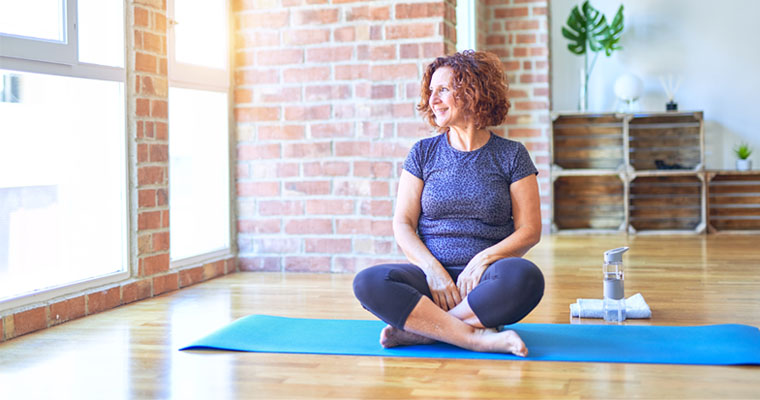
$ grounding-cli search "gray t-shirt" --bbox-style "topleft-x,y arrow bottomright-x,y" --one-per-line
403,132 -> 538,269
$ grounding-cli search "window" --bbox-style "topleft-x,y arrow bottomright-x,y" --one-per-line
168,0 -> 232,264
456,1 -> 477,52
0,0 -> 127,308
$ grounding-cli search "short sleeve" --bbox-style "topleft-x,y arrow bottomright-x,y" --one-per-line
509,142 -> 538,183
402,140 -> 424,179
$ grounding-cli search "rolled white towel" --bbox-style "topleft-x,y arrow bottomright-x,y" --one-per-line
569,293 -> 652,319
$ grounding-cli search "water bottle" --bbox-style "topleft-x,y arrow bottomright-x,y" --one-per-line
603,247 -> 629,322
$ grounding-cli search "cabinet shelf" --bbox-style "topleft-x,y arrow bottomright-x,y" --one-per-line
551,111 -> 706,234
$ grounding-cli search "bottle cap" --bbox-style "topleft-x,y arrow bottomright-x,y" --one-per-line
604,246 -> 629,262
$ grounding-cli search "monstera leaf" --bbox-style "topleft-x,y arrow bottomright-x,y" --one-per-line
562,1 -> 624,56
601,5 -> 624,56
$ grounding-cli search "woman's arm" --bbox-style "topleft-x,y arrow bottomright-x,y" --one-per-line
394,170 -> 462,310
456,173 -> 542,297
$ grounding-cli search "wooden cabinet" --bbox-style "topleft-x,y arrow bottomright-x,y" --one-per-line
706,171 -> 760,233
550,111 -> 706,234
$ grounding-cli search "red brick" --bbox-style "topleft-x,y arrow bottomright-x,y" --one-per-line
142,31 -> 163,53
334,26 -> 355,42
283,66 -> 330,83
335,141 -> 371,157
87,288 -> 122,315
310,122 -> 355,138
305,199 -> 355,215
257,86 -> 301,103
238,257 -> 281,272
135,52 -> 156,72
256,49 -> 303,66
305,238 -> 352,253
284,218 -> 333,234
122,279 -> 152,304
303,161 -> 350,176
335,180 -> 388,196
259,125 -> 305,141
284,105 -> 331,121
370,64 -> 418,80
136,98 -> 150,117
400,43 -> 419,59
136,165 -> 164,187
371,85 -> 395,99
508,128 -> 543,137
154,12 -> 166,31
370,44 -> 396,60
283,142 -> 331,158
235,107 -> 280,122
306,46 -> 353,63
504,20 -> 539,30
354,161 -> 393,178
385,23 -> 436,40
141,253 -> 170,276
138,189 -> 156,208
333,256 -> 356,273
151,100 -> 168,118
152,231 -> 170,251
372,220 -> 394,236
305,84 -> 351,101
514,101 -> 549,111
360,200 -> 393,216
395,3 -> 445,19
335,64 -> 369,80
50,296 -> 85,326
134,6 -> 149,27
237,181 -> 280,197
284,29 -> 330,46
238,218 -> 281,233
138,210 -> 162,230
238,143 -> 281,160
292,8 -> 339,24
13,307 -> 47,337
155,122 -> 168,140
259,200 -> 304,216
153,273 -> 179,296
336,218 -> 372,234
284,181 -> 331,195
179,266 -> 205,288
284,256 -> 331,272
149,144 -> 168,162
494,7 -> 529,19
252,237 -> 301,253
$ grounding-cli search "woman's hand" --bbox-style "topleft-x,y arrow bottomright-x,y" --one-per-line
457,252 -> 491,299
425,267 -> 462,311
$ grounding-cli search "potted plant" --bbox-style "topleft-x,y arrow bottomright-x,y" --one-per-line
734,143 -> 753,171
562,1 -> 624,111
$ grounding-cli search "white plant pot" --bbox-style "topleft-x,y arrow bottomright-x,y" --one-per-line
736,159 -> 752,171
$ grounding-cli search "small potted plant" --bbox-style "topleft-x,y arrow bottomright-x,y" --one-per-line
734,143 -> 753,171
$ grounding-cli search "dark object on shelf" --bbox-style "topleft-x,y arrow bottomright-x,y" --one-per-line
655,159 -> 685,170
666,101 -> 678,111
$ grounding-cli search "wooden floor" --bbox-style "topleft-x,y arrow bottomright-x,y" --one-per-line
1,235 -> 759,399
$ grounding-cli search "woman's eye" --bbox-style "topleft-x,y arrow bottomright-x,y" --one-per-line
440,87 -> 448,93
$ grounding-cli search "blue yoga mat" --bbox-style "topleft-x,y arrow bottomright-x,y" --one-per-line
180,315 -> 760,365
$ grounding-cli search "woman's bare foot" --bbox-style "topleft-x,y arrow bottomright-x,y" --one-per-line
471,328 -> 528,356
380,325 -> 436,348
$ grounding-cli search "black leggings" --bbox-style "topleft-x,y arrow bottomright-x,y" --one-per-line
353,258 -> 544,329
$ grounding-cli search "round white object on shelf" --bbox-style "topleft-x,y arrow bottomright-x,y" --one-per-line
614,73 -> 643,101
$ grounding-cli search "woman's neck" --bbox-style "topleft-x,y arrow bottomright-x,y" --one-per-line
448,125 -> 490,152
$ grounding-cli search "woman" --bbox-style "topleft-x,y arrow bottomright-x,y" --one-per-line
353,50 -> 544,356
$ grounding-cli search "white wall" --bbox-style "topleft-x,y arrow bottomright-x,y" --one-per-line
550,0 -> 760,169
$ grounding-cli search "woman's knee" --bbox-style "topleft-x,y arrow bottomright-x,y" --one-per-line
490,257 -> 544,292
352,265 -> 387,305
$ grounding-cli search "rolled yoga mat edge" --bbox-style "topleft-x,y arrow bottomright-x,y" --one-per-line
179,315 -> 760,366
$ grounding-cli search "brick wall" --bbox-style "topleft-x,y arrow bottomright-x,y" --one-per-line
482,0 -> 552,229
234,0 -> 458,273
1,0 -> 236,343
234,0 -> 551,273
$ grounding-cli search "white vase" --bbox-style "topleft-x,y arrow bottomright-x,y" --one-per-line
736,159 -> 752,171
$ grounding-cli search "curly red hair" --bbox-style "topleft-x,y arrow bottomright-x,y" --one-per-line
417,50 -> 510,132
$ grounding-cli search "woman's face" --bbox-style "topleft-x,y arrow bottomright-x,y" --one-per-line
429,66 -> 465,129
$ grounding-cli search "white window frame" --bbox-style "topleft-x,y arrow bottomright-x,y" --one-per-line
0,0 -> 129,311
456,1 -> 477,52
167,0 -> 234,269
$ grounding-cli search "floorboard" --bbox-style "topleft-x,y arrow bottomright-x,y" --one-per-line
1,234 -> 759,399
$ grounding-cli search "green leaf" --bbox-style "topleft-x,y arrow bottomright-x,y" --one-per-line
563,1 -> 624,58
